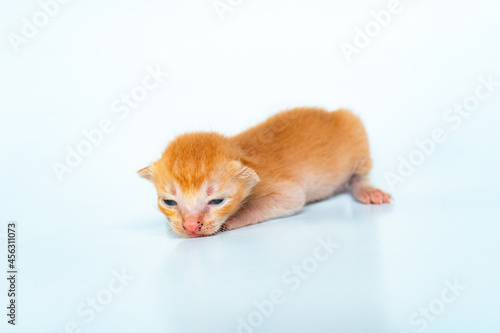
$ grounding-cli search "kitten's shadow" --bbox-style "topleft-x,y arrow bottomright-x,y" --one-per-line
305,192 -> 394,223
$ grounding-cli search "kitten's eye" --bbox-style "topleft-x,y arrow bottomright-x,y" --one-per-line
164,199 -> 177,206
208,199 -> 224,205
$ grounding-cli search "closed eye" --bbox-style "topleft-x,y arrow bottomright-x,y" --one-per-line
208,199 -> 224,205
164,199 -> 177,206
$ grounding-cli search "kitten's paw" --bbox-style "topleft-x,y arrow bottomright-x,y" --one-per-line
355,187 -> 392,205
221,218 -> 238,231
222,217 -> 250,231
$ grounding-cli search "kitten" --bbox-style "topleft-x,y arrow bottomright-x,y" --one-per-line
138,107 -> 391,237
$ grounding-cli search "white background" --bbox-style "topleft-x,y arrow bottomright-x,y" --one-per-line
1,0 -> 500,332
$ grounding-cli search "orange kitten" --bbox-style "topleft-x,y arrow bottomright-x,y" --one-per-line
138,107 -> 391,237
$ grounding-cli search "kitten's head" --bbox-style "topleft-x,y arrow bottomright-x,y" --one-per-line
138,132 -> 259,237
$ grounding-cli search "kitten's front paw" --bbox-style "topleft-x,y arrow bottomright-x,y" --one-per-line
221,217 -> 248,231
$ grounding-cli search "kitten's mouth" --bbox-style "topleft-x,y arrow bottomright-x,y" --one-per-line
185,231 -> 209,238
186,230 -> 202,237
173,221 -> 220,237
185,226 -> 220,238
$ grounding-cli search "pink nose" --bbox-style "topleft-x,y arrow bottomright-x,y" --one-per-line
183,220 -> 202,233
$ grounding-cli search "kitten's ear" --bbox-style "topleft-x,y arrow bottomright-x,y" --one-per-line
232,161 -> 260,186
137,165 -> 154,182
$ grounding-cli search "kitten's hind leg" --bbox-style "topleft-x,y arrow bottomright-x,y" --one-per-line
349,174 -> 391,205
222,181 -> 306,231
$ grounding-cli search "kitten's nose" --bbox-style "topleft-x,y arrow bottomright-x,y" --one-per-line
183,218 -> 202,233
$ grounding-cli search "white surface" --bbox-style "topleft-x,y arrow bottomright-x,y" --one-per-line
1,1 -> 500,332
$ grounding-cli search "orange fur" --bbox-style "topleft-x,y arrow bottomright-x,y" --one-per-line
138,107 -> 391,237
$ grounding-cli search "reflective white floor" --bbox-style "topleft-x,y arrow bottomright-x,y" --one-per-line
1,1 -> 500,332
3,126 -> 500,333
